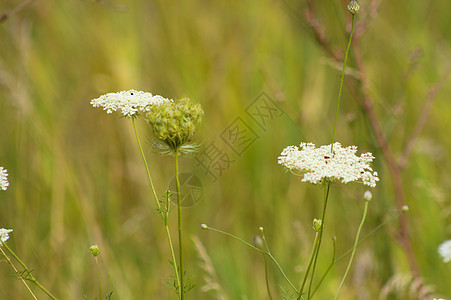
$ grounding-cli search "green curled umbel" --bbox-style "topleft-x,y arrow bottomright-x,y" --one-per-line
147,98 -> 204,155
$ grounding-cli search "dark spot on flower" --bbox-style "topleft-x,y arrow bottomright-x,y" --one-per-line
130,92 -> 134,95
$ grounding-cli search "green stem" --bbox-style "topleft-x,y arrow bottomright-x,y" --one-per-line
131,118 -> 180,296
175,152 -> 185,299
311,237 -> 336,298
3,244 -> 58,300
334,199 -> 369,299
95,257 -> 102,300
131,118 -> 160,210
204,226 -> 298,293
307,182 -> 331,300
0,246 -> 38,300
312,207 -> 405,296
263,254 -> 273,300
331,14 -> 355,150
297,232 -> 319,299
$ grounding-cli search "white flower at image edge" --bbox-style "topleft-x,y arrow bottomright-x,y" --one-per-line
278,142 -> 379,187
438,239 -> 451,263
0,228 -> 13,245
90,89 -> 173,117
0,167 -> 9,191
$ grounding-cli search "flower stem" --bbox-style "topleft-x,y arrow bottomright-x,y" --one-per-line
263,254 -> 273,300
297,232 -> 319,299
334,198 -> 369,299
0,246 -> 38,300
311,207 -> 406,296
95,257 -> 102,300
3,243 -> 58,299
331,14 -> 355,151
132,117 -> 160,209
204,225 -> 298,293
307,182 -> 331,300
175,152 -> 185,299
131,118 -> 180,297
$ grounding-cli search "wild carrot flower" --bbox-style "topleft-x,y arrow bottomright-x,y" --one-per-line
147,98 -> 204,155
0,228 -> 13,245
278,142 -> 379,187
90,89 -> 173,117
438,239 -> 451,263
0,167 -> 9,191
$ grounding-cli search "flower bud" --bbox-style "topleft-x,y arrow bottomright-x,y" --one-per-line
402,205 -> 410,213
363,190 -> 372,201
312,219 -> 322,232
200,224 -> 208,230
347,0 -> 360,15
89,245 -> 100,257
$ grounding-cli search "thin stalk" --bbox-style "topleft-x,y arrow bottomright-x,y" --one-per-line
297,232 -> 319,299
307,182 -> 331,300
131,118 -> 180,296
263,254 -> 273,300
205,226 -> 298,293
3,244 -> 58,300
334,199 -> 369,299
312,208 -> 406,296
131,117 -> 160,209
331,15 -> 356,150
0,247 -> 38,300
175,152 -> 185,299
310,237 -> 336,298
95,257 -> 102,300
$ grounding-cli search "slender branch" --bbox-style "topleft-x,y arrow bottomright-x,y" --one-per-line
400,62 -> 451,167
0,0 -> 36,23
0,247 -> 38,299
3,244 -> 58,299
334,199 -> 369,299
204,226 -> 299,293
352,40 -> 420,276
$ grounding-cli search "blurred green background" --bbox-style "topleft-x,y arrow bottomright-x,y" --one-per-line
1,0 -> 450,299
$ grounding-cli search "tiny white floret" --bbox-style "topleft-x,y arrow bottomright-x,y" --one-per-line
438,239 -> 451,263
0,228 -> 13,245
0,167 -> 9,191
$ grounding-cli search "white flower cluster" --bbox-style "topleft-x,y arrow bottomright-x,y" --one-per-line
438,239 -> 451,263
0,167 -> 9,191
278,142 -> 379,187
90,89 -> 173,117
0,228 -> 13,246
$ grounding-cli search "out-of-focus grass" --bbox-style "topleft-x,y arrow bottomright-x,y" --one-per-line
0,0 -> 450,299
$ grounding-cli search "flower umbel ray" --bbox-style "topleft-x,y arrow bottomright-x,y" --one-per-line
90,89 -> 173,117
278,142 -> 379,187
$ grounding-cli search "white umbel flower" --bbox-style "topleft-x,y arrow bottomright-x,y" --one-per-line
0,167 -> 9,191
0,228 -> 13,245
90,89 -> 173,117
438,239 -> 451,263
278,142 -> 379,187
